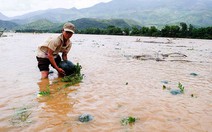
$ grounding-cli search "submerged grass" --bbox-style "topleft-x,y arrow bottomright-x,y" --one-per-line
10,107 -> 32,126
121,116 -> 138,126
38,86 -> 50,96
178,82 -> 185,93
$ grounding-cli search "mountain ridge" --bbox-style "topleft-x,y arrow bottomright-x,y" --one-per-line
0,0 -> 211,27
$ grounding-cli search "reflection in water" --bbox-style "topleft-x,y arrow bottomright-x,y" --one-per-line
35,78 -> 77,131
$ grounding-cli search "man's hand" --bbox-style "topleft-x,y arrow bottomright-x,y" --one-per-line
57,68 -> 66,75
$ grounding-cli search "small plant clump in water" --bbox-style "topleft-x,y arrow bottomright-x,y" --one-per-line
121,116 -> 138,125
169,82 -> 185,95
38,87 -> 50,96
178,82 -> 185,93
10,107 -> 32,125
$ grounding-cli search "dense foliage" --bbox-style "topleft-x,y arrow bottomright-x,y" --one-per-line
14,21 -> 211,39
78,23 -> 212,39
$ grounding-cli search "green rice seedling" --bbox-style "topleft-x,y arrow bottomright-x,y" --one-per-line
121,116 -> 138,125
38,86 -> 50,96
178,82 -> 185,93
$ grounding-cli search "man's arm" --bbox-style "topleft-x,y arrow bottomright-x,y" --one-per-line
62,51 -> 68,61
47,48 -> 65,75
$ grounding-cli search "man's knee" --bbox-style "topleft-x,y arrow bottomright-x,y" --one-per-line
41,71 -> 49,79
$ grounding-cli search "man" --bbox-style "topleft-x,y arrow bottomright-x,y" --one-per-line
36,22 -> 75,78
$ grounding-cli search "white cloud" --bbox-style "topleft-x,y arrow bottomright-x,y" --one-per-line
0,0 -> 111,17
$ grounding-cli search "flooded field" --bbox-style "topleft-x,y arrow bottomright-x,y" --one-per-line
0,33 -> 211,132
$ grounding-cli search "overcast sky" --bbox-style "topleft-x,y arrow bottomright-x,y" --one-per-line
0,0 -> 112,17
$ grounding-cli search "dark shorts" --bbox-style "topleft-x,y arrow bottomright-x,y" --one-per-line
36,55 -> 61,71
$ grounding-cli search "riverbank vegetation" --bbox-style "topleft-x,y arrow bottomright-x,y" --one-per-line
77,23 -> 212,39
16,22 -> 211,39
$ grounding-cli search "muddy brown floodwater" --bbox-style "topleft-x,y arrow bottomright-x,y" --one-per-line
0,33 -> 211,132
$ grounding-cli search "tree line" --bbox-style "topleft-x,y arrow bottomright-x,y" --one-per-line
78,23 -> 212,39
16,22 -> 211,39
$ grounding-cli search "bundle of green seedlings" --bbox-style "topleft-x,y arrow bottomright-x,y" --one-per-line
38,63 -> 83,96
178,82 -> 185,93
61,63 -> 83,85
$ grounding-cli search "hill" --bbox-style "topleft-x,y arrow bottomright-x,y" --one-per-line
12,18 -> 140,32
2,0 -> 211,27
0,20 -> 18,30
70,18 -> 139,30
14,19 -> 59,31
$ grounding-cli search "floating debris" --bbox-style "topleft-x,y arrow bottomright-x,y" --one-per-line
169,60 -> 191,62
161,80 -> 169,84
142,41 -> 171,44
133,55 -> 154,60
191,94 -> 198,98
190,73 -> 198,76
133,52 -> 189,62
79,113 -> 94,122
10,107 -> 32,126
161,52 -> 187,58
163,85 -> 167,90
170,89 -> 182,95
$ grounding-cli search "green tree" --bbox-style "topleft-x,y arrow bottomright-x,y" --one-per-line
140,27 -> 149,36
180,22 -> 188,37
131,26 -> 140,35
148,26 -> 159,36
123,28 -> 130,35
106,25 -> 122,35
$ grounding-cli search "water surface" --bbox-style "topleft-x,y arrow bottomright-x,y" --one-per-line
0,33 -> 211,132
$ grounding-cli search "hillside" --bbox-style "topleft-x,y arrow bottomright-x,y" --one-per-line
0,20 -> 18,30
70,18 -> 138,30
11,18 -> 139,32
14,19 -> 58,30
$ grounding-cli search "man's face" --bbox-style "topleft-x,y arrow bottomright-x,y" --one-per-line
63,31 -> 73,40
